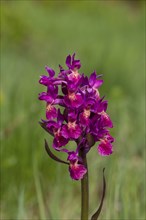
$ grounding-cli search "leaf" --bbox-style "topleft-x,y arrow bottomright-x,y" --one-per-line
91,168 -> 106,220
44,139 -> 69,165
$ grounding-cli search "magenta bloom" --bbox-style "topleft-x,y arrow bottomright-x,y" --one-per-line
38,53 -> 114,180
98,139 -> 113,156
67,151 -> 87,180
62,122 -> 82,139
64,91 -> 84,108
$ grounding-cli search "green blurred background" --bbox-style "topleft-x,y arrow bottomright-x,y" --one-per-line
0,0 -> 145,219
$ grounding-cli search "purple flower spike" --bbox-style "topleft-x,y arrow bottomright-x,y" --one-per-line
38,53 -> 114,180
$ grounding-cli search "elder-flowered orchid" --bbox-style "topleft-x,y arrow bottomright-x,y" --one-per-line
38,53 -> 114,181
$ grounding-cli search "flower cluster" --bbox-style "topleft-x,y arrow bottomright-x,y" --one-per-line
39,54 -> 114,180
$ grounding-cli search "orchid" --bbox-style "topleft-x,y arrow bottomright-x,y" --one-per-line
38,53 -> 114,220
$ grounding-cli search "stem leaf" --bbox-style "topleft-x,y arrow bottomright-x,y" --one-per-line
91,168 -> 106,220
44,139 -> 69,165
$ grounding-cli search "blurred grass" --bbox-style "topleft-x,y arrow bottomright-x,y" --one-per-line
0,0 -> 145,219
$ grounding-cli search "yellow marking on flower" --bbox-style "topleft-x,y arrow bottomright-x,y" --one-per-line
68,93 -> 76,101
95,89 -> 100,97
70,161 -> 78,169
72,70 -> 80,79
46,104 -> 53,112
54,129 -> 60,136
68,121 -> 76,129
99,138 -> 106,144
83,109 -> 90,118
101,111 -> 108,119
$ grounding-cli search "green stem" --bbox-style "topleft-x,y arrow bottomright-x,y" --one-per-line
80,152 -> 89,220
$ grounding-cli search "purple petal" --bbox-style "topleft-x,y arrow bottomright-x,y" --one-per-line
57,109 -> 65,125
47,85 -> 58,98
72,53 -> 81,69
46,105 -> 57,120
39,75 -> 49,86
98,141 -> 113,156
68,110 -> 77,121
46,121 -> 59,134
53,135 -> 69,150
69,163 -> 87,180
100,112 -> 113,128
70,124 -> 82,139
67,151 -> 78,162
94,100 -> 108,113
105,134 -> 114,143
64,92 -> 84,108
54,97 -> 64,106
66,55 -> 71,68
79,110 -> 90,126
62,123 -> 82,139
89,71 -> 96,86
45,66 -> 55,77
94,80 -> 103,88
61,124 -> 70,139
38,92 -> 53,102
72,53 -> 76,62
72,60 -> 81,69
67,71 -> 81,83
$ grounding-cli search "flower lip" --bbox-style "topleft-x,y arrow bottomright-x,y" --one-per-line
64,90 -> 84,108
99,111 -> 113,128
69,162 -> 87,180
67,151 -> 87,180
61,120 -> 82,139
98,140 -> 113,156
46,104 -> 57,119
53,132 -> 69,150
